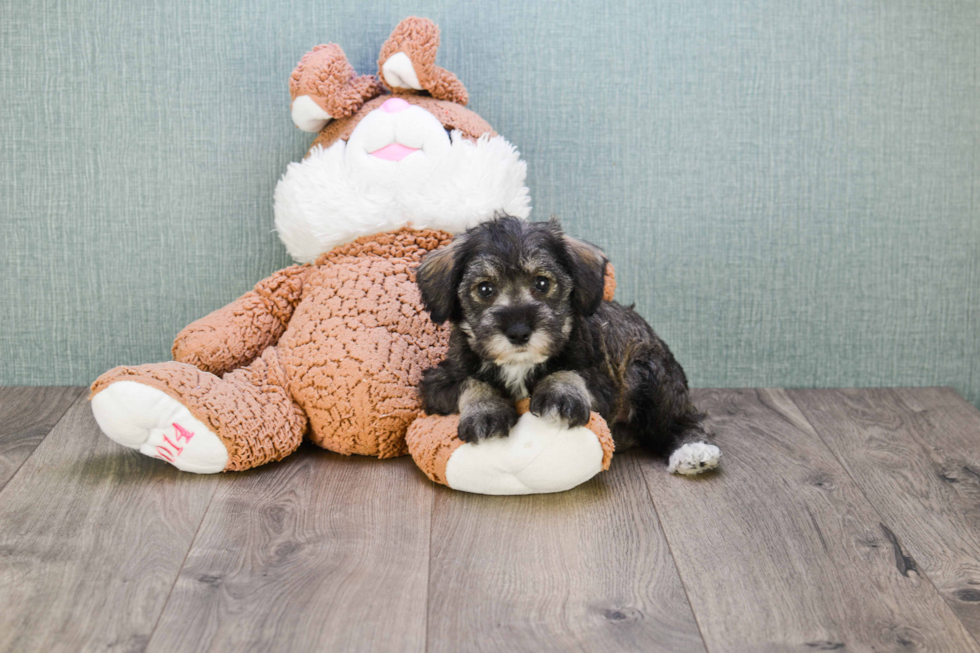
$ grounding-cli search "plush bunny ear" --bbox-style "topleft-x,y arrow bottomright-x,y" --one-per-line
289,43 -> 384,132
377,17 -> 469,105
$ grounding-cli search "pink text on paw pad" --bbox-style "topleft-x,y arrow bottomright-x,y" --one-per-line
154,423 -> 196,462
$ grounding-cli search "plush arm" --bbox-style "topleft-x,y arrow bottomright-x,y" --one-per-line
172,264 -> 310,376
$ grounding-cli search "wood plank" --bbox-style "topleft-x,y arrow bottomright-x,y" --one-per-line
640,388 -> 979,653
147,447 -> 433,652
0,386 -> 84,490
426,453 -> 706,653
0,395 -> 221,653
788,387 -> 980,639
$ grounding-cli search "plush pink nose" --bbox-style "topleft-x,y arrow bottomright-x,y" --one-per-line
381,97 -> 411,113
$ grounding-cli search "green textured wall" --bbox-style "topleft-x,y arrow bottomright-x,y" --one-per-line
2,1 -> 978,406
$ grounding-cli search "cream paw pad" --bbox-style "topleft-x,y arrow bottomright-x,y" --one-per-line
406,400 -> 614,495
91,381 -> 229,473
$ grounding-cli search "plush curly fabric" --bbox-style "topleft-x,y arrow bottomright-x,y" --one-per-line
293,17 -> 489,149
289,43 -> 384,119
404,413 -> 464,486
90,348 -> 308,471
377,17 -> 468,105
279,229 -> 453,457
92,228 -> 453,469
171,264 -> 310,376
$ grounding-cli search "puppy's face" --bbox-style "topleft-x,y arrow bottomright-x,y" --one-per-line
417,216 -> 608,366
457,241 -> 573,366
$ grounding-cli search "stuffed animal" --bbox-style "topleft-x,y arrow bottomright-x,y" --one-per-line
89,17 -> 615,494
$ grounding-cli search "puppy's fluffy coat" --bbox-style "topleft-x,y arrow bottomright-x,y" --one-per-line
416,216 -> 720,474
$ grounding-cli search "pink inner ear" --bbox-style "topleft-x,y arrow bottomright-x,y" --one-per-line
370,143 -> 420,162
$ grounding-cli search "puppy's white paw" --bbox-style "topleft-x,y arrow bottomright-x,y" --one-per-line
668,442 -> 721,475
91,381 -> 228,474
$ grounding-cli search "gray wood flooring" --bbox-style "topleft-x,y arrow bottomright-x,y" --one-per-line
1,387 -> 979,652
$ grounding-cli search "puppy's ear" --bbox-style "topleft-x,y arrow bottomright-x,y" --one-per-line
416,237 -> 466,323
563,235 -> 608,317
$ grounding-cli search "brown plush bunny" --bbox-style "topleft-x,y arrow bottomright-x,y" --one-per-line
90,17 -> 615,494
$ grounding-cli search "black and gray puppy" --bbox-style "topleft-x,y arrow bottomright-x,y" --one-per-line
416,215 -> 720,475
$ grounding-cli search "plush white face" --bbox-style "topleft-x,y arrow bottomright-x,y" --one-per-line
344,98 -> 453,188
274,100 -> 532,263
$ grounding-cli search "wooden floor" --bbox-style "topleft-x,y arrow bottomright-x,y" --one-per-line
2,388 -> 980,652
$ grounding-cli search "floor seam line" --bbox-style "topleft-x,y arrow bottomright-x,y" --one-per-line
423,483 -> 434,653
784,388 -> 980,651
634,454 -> 713,653
0,388 -> 86,496
145,477 -> 221,648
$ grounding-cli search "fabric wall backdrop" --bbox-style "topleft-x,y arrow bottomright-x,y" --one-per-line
2,0 -> 978,406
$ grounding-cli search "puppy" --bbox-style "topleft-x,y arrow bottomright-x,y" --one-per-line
416,216 -> 720,475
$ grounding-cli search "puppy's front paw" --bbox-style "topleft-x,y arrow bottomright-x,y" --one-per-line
530,386 -> 591,428
458,404 -> 519,443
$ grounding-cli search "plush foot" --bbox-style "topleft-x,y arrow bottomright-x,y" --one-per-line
668,442 -> 721,475
444,411 -> 607,495
91,381 -> 228,473
407,402 -> 616,496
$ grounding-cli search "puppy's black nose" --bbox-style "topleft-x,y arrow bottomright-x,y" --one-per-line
504,323 -> 532,345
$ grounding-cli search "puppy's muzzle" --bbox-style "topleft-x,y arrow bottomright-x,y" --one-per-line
496,305 -> 539,346
504,322 -> 532,345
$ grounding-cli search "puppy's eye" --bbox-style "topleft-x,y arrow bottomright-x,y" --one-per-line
477,282 -> 495,298
533,276 -> 550,293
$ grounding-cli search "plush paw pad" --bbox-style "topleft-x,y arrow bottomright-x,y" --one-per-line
668,442 -> 721,475
446,411 -> 606,495
91,381 -> 228,474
